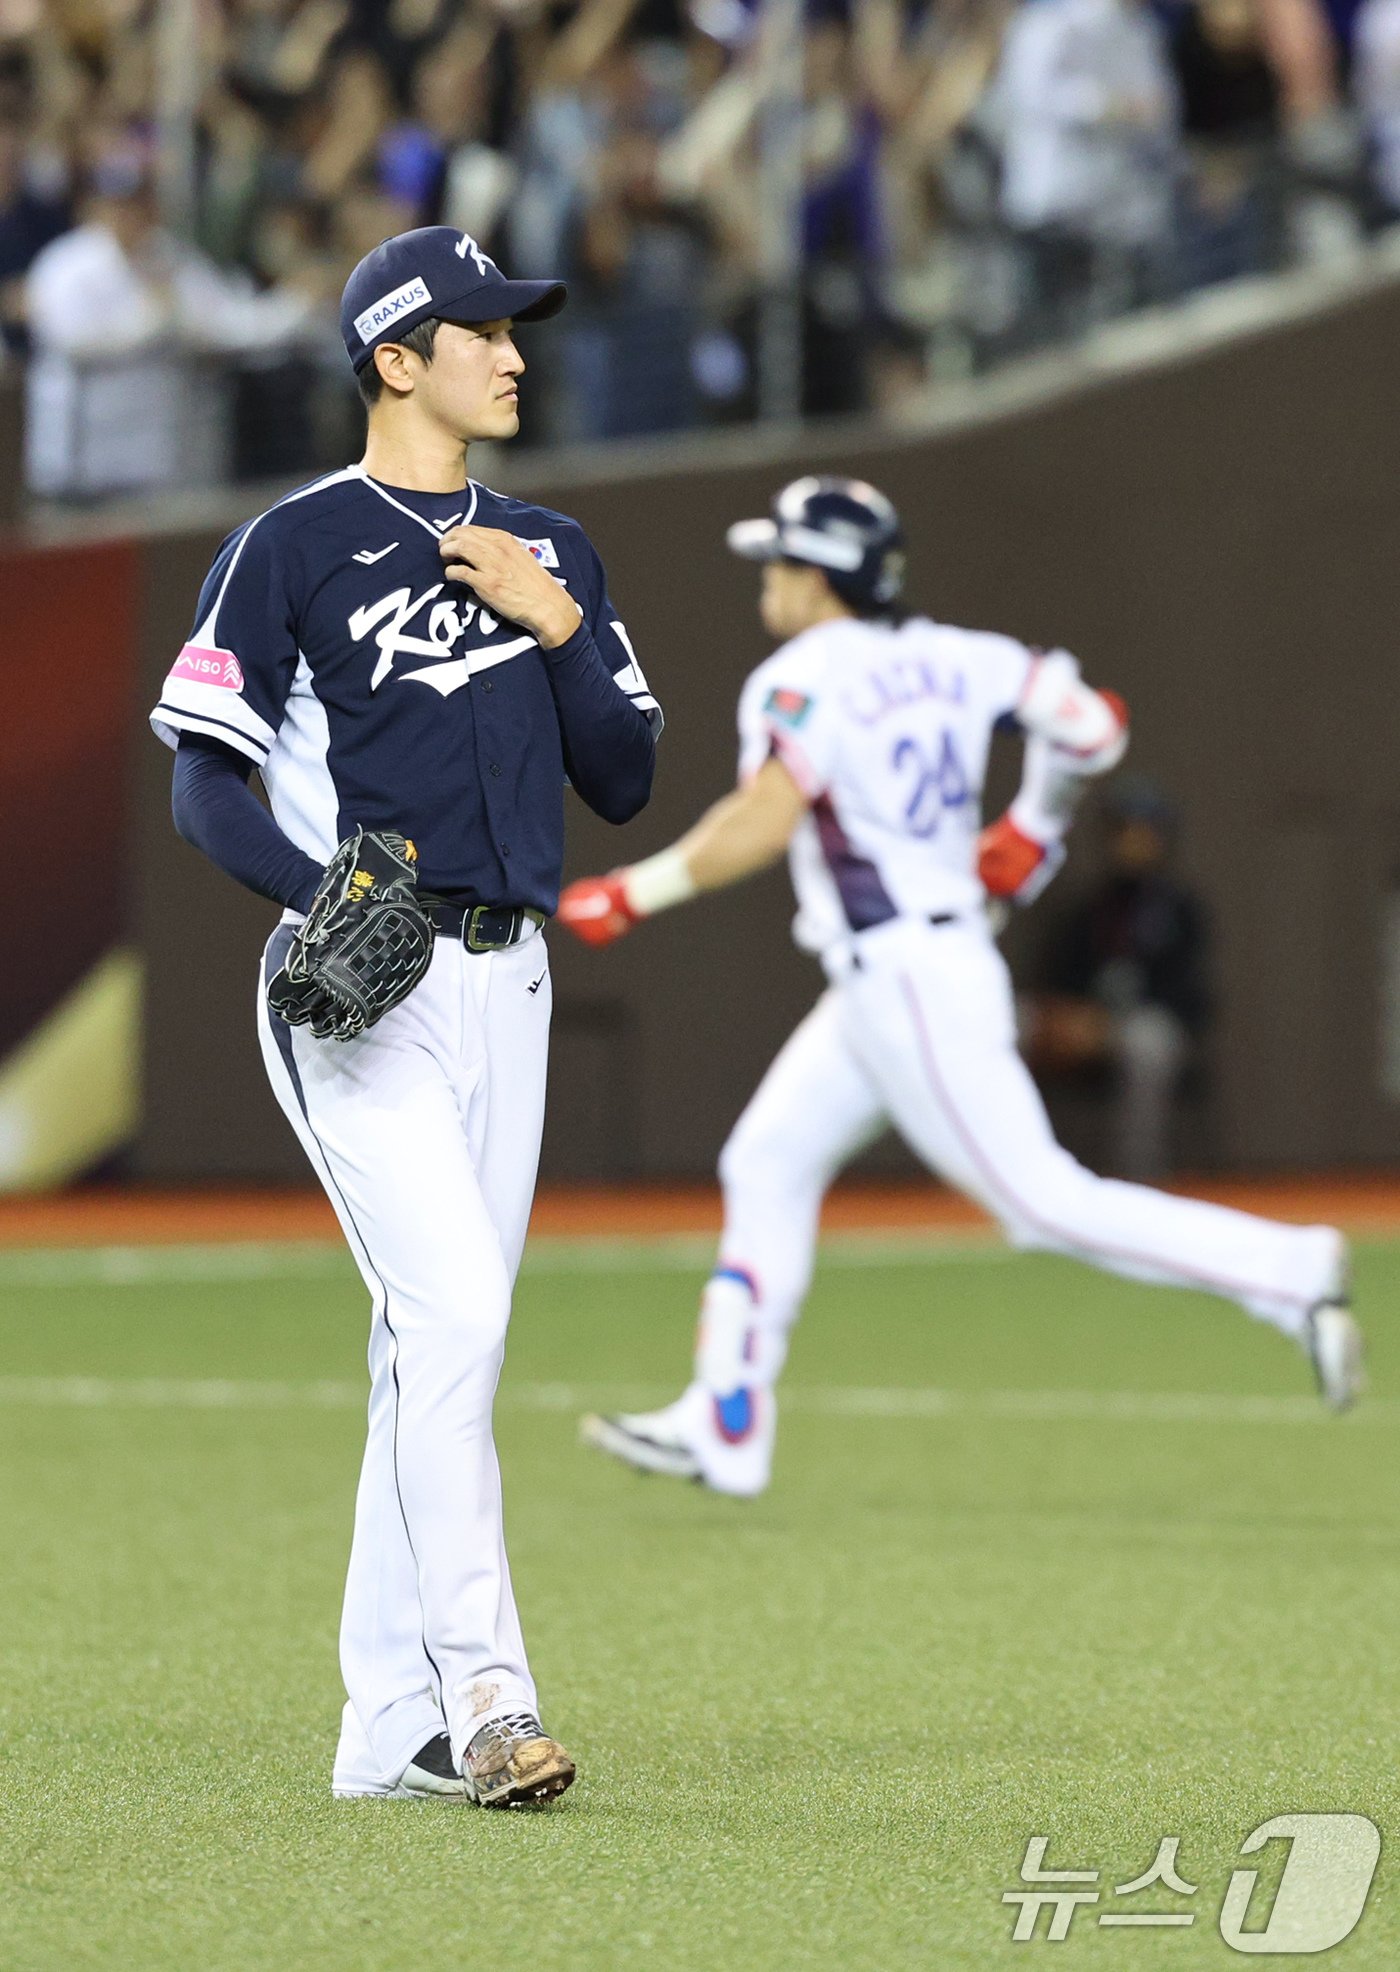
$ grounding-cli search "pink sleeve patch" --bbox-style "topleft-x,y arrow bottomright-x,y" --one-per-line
172,643 -> 245,691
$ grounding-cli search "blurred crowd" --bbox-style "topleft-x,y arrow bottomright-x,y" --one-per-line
2,0 -> 1397,497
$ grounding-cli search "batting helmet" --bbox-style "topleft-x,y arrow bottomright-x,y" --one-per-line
726,475 -> 905,614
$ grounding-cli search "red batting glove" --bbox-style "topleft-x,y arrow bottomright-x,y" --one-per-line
978,814 -> 1054,899
556,872 -> 640,947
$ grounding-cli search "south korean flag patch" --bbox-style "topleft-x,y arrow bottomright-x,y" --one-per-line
520,537 -> 560,570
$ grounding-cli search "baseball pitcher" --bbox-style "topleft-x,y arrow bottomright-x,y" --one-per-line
558,475 -> 1360,1498
151,229 -> 660,1801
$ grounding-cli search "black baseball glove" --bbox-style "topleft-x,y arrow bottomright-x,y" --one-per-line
268,827 -> 434,1042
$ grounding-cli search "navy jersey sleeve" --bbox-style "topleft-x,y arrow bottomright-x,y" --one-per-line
538,531 -> 659,825
579,548 -> 663,737
150,514 -> 299,766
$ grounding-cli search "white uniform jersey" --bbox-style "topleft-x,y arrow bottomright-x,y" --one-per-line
738,614 -> 1038,957
673,610 -> 1341,1501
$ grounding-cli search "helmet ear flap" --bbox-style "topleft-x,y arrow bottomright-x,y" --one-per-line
874,548 -> 905,606
821,564 -> 863,611
829,545 -> 905,615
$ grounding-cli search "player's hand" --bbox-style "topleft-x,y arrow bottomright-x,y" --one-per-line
557,872 -> 640,947
439,525 -> 582,648
977,814 -> 1065,905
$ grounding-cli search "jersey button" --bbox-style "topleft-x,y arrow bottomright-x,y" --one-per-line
489,763 -> 501,778
481,679 -> 494,693
501,843 -> 511,857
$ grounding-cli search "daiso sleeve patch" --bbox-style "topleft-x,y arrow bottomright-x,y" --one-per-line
169,645 -> 246,692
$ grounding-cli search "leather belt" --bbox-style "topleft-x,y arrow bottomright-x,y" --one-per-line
420,899 -> 546,952
849,911 -> 960,971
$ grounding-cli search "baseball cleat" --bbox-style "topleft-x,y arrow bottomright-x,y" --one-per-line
331,1730 -> 469,1801
581,1382 -> 774,1497
1304,1301 -> 1365,1411
399,1731 -> 470,1800
580,1400 -> 703,1481
463,1713 -> 576,1808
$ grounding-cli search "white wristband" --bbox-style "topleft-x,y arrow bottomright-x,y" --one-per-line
623,846 -> 697,918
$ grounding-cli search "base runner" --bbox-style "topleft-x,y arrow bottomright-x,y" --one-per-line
151,228 -> 659,1796
557,475 -> 1361,1498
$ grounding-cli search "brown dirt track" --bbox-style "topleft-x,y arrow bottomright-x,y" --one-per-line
1,1175 -> 1399,1247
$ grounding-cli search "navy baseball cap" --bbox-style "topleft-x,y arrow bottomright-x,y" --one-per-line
341,226 -> 567,374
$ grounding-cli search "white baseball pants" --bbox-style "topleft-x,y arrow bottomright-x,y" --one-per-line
695,917 -> 1343,1394
258,924 -> 552,1791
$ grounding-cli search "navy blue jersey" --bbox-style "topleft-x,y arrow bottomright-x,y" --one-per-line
151,466 -> 660,911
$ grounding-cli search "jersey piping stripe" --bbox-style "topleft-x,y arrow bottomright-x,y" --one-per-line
197,465 -> 362,645
259,931 -> 448,1716
263,651 -> 340,863
896,971 -> 1319,1310
355,466 -> 480,540
153,702 -> 270,762
812,792 -> 898,931
158,679 -> 278,753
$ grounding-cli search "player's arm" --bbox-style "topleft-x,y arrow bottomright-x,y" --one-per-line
980,652 -> 1129,904
1015,650 -> 1129,766
439,524 -> 656,825
172,734 -> 324,912
557,755 -> 807,945
153,516 -> 314,900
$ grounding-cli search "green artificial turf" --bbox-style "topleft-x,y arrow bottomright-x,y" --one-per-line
0,1233 -> 1396,1970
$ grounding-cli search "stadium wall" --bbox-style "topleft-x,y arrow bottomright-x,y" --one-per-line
7,266 -> 1399,1183
0,539 -> 142,1186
